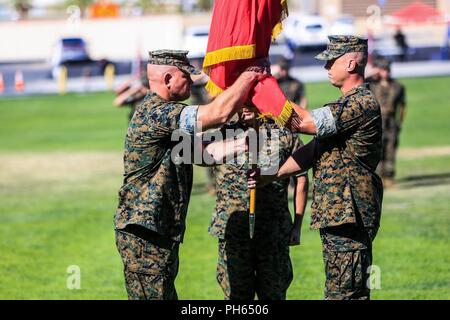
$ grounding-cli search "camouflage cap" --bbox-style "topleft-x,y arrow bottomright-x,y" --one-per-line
372,56 -> 391,71
315,35 -> 368,61
148,49 -> 201,75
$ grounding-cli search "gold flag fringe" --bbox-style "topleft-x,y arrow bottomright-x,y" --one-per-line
257,100 -> 293,127
205,79 -> 224,97
271,0 -> 289,41
203,0 -> 292,127
205,80 -> 293,127
203,44 -> 256,70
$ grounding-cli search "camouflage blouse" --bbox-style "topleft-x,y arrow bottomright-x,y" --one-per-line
310,84 -> 383,230
369,79 -> 405,117
115,92 -> 194,243
209,121 -> 303,240
278,76 -> 305,105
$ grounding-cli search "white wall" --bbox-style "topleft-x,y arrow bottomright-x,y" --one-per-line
0,15 -> 185,61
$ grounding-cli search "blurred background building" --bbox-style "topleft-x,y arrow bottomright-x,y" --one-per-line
0,0 -> 449,95
0,0 -> 448,60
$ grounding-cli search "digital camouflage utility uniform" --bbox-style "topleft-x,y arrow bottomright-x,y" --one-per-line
278,75 -> 305,106
114,50 -> 200,300
276,59 -> 305,106
124,72 -> 150,121
369,59 -> 406,179
210,120 -> 304,300
310,36 -> 383,300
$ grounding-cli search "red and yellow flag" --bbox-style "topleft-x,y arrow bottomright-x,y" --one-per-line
203,0 -> 293,126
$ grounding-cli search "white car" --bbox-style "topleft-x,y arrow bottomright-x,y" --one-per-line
283,14 -> 329,50
183,25 -> 209,59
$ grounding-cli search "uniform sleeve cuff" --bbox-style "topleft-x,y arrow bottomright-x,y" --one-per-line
311,106 -> 337,139
179,105 -> 198,135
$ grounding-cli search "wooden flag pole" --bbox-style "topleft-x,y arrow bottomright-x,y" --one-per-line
249,116 -> 259,239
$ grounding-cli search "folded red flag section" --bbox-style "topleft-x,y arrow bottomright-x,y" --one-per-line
203,0 -> 293,126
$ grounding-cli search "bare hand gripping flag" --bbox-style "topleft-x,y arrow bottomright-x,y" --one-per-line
203,0 -> 293,126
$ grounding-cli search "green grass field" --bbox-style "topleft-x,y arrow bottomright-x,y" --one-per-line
0,76 -> 449,299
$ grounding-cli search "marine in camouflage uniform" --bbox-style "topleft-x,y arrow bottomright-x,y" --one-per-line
310,36 -> 383,300
114,50 -> 262,300
114,59 -> 198,299
369,57 -> 406,185
114,70 -> 150,121
311,81 -> 382,299
210,113 -> 306,300
249,36 -> 383,300
275,57 -> 307,108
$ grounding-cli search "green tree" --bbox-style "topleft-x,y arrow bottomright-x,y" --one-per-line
197,0 -> 212,11
138,0 -> 169,13
11,0 -> 32,20
64,0 -> 94,17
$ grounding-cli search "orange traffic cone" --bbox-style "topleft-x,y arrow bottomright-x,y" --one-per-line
0,72 -> 4,94
15,70 -> 25,92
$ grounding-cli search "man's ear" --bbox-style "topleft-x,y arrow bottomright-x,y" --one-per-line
164,73 -> 172,86
347,59 -> 357,72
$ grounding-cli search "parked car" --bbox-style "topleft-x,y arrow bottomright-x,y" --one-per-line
283,14 -> 329,50
183,25 -> 209,59
50,37 -> 92,78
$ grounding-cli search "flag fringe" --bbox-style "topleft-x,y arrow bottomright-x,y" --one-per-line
203,0 -> 291,127
271,0 -> 289,41
206,81 -> 294,127
205,79 -> 224,97
203,44 -> 256,69
258,99 -> 293,127
272,23 -> 284,41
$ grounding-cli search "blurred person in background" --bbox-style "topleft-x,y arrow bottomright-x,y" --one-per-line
274,57 -> 307,109
369,57 -> 407,188
114,70 -> 149,121
394,28 -> 409,62
274,57 -> 308,193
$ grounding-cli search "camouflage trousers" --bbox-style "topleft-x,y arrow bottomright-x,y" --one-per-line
320,224 -> 378,300
216,218 -> 293,300
115,226 -> 179,300
377,116 -> 400,178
